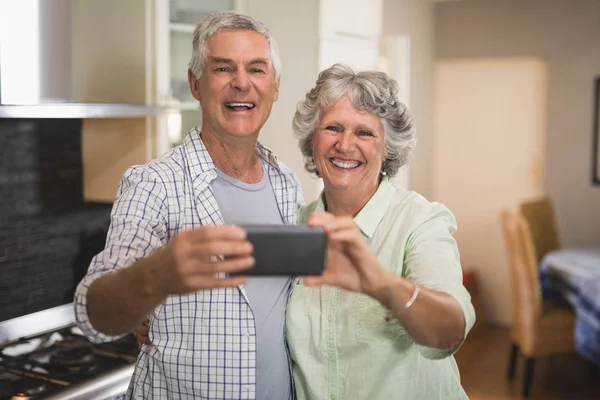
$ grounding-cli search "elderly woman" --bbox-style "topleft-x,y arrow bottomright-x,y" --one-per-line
286,63 -> 475,400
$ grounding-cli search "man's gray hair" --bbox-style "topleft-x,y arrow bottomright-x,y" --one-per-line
189,12 -> 281,80
292,63 -> 416,177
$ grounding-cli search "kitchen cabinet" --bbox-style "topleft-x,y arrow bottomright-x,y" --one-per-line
82,119 -> 149,202
72,0 -> 154,202
319,0 -> 383,40
75,0 -> 241,202
318,36 -> 380,71
153,0 -> 245,155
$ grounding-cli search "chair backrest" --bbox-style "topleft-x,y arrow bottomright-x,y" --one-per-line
519,197 -> 560,262
500,210 -> 543,324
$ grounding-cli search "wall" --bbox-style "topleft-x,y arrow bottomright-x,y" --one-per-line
433,57 -> 548,325
0,119 -> 112,322
435,0 -> 600,246
243,0 -> 321,203
383,0 -> 435,198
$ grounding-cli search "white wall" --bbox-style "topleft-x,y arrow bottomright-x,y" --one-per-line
383,0 -> 435,198
435,0 -> 600,247
433,57 -> 548,325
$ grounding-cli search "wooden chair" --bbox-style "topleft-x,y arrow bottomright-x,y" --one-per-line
519,197 -> 560,262
499,210 -> 575,398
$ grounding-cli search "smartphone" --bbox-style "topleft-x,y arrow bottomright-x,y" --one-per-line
232,224 -> 327,276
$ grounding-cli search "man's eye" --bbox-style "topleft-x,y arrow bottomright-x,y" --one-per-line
250,68 -> 265,73
215,67 -> 230,72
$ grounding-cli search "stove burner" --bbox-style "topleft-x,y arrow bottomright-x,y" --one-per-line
0,371 -> 59,400
0,327 -> 139,399
50,346 -> 95,367
11,394 -> 32,400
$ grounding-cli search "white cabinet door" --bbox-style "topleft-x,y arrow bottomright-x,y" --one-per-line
318,36 -> 379,71
379,35 -> 411,190
319,0 -> 382,39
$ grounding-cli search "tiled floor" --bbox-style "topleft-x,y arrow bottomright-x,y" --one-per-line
455,324 -> 600,400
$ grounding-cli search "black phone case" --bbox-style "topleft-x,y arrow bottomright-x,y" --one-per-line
232,225 -> 327,276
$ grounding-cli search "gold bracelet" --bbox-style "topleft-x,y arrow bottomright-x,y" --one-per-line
404,284 -> 420,309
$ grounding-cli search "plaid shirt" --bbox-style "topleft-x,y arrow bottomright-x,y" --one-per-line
74,127 -> 303,399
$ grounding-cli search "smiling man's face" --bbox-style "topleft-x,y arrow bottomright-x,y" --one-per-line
189,29 -> 280,141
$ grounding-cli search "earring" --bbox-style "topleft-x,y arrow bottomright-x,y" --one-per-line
381,171 -> 387,176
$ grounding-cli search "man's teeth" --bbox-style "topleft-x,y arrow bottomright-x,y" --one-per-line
330,159 -> 360,169
225,102 -> 255,109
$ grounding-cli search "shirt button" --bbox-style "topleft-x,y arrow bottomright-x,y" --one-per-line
244,385 -> 250,391
243,332 -> 250,339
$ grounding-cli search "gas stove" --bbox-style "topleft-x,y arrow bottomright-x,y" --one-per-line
0,325 -> 138,400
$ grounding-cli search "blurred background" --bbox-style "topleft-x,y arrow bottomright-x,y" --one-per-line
0,0 -> 599,399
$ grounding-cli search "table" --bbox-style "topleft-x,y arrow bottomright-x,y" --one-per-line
540,247 -> 600,366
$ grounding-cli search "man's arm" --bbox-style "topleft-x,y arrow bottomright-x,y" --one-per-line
74,166 -> 170,342
84,226 -> 255,337
74,167 -> 254,340
85,247 -> 169,336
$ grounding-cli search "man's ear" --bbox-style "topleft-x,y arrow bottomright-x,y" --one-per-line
188,68 -> 201,101
273,76 -> 281,102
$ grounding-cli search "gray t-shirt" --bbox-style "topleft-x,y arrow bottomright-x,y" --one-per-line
211,161 -> 293,400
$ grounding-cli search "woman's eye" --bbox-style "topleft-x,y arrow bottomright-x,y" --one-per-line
325,126 -> 342,132
359,130 -> 374,137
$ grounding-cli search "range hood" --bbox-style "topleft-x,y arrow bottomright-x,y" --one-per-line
0,0 -> 167,119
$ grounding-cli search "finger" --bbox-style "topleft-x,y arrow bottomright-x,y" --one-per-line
138,325 -> 149,336
187,225 -> 248,242
321,217 -> 357,234
199,256 -> 255,274
303,275 -> 337,286
309,213 -> 356,234
308,211 -> 336,226
190,240 -> 254,259
326,229 -> 363,244
190,275 -> 247,290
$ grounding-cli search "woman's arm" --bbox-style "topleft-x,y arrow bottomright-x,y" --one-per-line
370,272 -> 465,349
305,211 -> 473,351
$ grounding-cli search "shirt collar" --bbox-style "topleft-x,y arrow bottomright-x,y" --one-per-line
182,127 -> 282,182
313,177 -> 396,238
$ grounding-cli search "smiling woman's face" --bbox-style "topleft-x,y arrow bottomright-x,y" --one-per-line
312,95 -> 385,193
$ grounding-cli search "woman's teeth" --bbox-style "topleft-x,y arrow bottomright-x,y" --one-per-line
330,158 -> 360,169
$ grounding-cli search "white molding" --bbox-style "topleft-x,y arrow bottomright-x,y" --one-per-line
169,22 -> 195,34
380,35 -> 411,190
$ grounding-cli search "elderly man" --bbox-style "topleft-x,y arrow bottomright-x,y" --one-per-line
74,12 -> 302,400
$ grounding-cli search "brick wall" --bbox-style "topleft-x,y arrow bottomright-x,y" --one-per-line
0,119 -> 113,322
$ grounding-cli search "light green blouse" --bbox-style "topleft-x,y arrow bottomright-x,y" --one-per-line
286,178 -> 476,400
